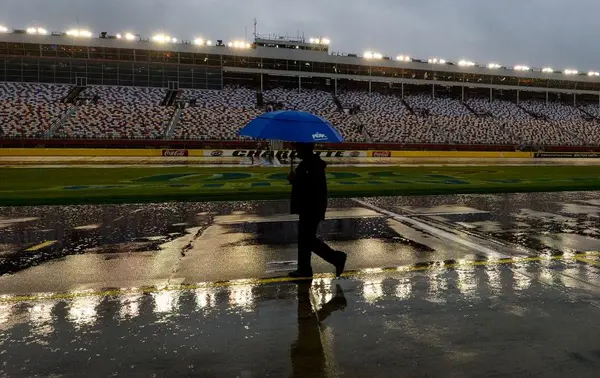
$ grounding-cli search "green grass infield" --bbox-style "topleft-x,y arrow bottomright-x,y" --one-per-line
0,165 -> 599,206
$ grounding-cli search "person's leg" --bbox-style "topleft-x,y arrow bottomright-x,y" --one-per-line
290,216 -> 317,276
308,219 -> 347,277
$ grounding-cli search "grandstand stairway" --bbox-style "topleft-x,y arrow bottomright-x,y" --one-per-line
352,114 -> 371,142
400,97 -> 415,115
161,89 -> 181,106
331,93 -> 344,112
517,104 -> 544,120
45,105 -> 77,138
164,108 -> 183,139
62,86 -> 85,104
462,102 -> 479,116
578,107 -> 598,120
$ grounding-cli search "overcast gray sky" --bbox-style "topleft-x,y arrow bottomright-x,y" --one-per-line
2,0 -> 597,69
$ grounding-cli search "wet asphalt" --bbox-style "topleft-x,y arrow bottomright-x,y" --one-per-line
2,192 -> 600,376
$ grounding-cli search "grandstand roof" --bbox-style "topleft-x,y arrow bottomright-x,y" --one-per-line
1,31 -> 600,87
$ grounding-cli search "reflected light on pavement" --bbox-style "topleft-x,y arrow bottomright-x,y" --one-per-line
67,295 -> 100,327
118,292 -> 143,319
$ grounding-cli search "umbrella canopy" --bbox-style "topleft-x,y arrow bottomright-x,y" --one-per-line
238,110 -> 344,143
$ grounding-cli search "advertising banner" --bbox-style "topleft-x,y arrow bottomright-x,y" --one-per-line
162,149 -> 189,157
534,152 -> 600,158
370,151 -> 392,158
203,149 -> 367,158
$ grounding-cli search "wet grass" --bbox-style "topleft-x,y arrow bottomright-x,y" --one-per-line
1,165 -> 600,205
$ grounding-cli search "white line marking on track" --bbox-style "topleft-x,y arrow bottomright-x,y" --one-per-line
353,199 -> 511,259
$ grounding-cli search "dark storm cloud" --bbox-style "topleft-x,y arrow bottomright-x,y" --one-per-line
2,0 -> 599,69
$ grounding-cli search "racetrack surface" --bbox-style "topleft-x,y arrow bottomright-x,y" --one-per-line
2,192 -> 600,377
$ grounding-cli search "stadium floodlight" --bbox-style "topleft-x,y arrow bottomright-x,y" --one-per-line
396,55 -> 411,62
458,60 -> 475,67
0,25 -> 8,33
364,51 -> 382,60
564,69 -> 578,75
487,63 -> 501,69
152,34 -> 176,43
514,65 -> 530,71
588,71 -> 600,76
228,40 -> 250,49
125,33 -> 135,41
541,67 -> 553,73
116,33 -> 122,39
195,38 -> 214,46
27,27 -> 47,35
428,57 -> 446,64
66,29 -> 92,38
309,37 -> 330,45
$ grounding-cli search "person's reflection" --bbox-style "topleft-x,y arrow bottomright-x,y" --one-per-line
291,279 -> 347,378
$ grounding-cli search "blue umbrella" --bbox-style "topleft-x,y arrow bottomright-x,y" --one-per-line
238,110 -> 344,143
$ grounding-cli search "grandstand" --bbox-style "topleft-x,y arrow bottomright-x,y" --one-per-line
1,28 -> 600,150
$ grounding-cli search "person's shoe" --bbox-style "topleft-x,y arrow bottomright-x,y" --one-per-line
335,252 -> 347,278
288,269 -> 313,278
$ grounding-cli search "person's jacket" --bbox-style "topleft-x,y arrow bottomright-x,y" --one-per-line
289,154 -> 328,220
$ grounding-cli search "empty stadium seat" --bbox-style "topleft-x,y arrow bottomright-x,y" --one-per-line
2,81 -> 600,146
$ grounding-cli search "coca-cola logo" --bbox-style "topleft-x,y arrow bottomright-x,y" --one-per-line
162,149 -> 188,157
349,151 -> 360,157
372,151 -> 391,158
211,150 -> 223,157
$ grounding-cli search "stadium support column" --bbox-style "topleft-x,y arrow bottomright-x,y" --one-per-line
401,82 -> 404,99
546,91 -> 548,105
517,90 -> 519,104
432,84 -> 435,99
461,86 -> 464,102
369,80 -> 371,94
260,73 -> 263,92
334,78 -> 337,96
489,87 -> 492,102
298,76 -> 301,93
574,93 -> 576,107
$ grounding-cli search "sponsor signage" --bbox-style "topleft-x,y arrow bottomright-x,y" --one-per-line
534,152 -> 600,158
203,150 -> 367,158
371,151 -> 391,158
162,149 -> 189,157
312,132 -> 328,141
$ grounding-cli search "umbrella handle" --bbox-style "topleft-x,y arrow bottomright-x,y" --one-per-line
290,155 -> 294,172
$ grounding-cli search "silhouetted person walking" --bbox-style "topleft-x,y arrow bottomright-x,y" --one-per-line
287,143 -> 347,278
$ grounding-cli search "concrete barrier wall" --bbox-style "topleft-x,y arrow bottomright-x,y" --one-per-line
383,151 -> 533,158
0,148 -> 532,159
0,148 -> 205,157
